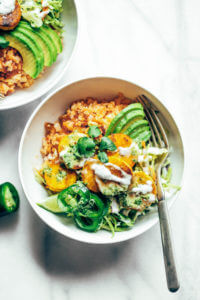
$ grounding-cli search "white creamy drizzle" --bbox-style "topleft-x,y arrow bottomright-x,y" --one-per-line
0,0 -> 15,15
138,155 -> 148,163
131,180 -> 153,194
118,141 -> 140,156
143,147 -> 168,156
91,163 -> 132,186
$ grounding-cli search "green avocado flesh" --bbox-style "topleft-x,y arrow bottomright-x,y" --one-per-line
106,102 -> 152,143
4,20 -> 62,78
15,26 -> 44,74
132,130 -> 152,142
37,26 -> 58,62
5,32 -> 40,78
124,119 -> 149,135
18,22 -> 53,67
113,110 -> 145,133
105,103 -> 143,136
42,25 -> 63,54
129,125 -> 150,139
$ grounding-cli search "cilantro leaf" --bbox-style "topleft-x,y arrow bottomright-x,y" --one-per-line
98,152 -> 109,163
77,137 -> 96,158
99,137 -> 117,151
88,125 -> 101,138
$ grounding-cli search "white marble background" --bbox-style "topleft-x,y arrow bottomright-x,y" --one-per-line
0,0 -> 199,299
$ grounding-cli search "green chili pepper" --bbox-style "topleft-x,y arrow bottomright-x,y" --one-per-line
57,182 -> 107,232
77,193 -> 105,219
74,213 -> 102,232
0,182 -> 19,215
57,182 -> 90,213
102,197 -> 111,217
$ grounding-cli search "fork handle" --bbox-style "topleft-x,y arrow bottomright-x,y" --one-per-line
158,200 -> 180,292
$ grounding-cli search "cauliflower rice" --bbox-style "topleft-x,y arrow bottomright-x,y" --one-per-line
0,47 -> 33,96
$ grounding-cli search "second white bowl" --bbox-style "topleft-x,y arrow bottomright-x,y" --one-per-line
0,0 -> 79,110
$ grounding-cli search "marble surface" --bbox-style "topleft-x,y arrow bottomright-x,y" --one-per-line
0,0 -> 199,299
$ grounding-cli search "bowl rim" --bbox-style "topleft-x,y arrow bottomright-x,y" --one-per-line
18,76 -> 185,244
0,0 -> 80,111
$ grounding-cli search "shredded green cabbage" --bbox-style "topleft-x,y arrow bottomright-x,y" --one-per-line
18,0 -> 63,32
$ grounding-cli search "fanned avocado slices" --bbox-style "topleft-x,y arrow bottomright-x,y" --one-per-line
42,25 -> 63,54
124,119 -> 149,135
3,20 -> 63,78
105,103 -> 143,136
18,21 -> 54,67
15,26 -> 44,74
134,130 -> 152,142
37,26 -> 58,62
4,32 -> 41,78
113,110 -> 145,133
129,125 -> 150,139
106,102 -> 152,142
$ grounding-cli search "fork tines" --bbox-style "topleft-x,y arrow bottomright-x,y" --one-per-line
136,95 -> 169,150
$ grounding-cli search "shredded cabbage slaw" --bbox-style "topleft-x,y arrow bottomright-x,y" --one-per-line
18,0 -> 63,32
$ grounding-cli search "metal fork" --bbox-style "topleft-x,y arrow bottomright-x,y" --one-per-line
137,94 -> 180,293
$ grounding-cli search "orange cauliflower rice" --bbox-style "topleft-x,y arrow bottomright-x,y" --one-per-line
41,94 -> 134,163
0,47 -> 33,96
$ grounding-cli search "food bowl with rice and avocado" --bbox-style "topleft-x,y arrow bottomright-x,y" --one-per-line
35,94 -> 180,234
19,77 -> 184,244
0,0 -> 78,109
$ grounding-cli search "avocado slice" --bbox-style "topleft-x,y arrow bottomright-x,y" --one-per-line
5,32 -> 40,78
18,22 -> 54,67
42,25 -> 63,54
113,110 -> 145,133
132,130 -> 152,142
37,26 -> 57,62
15,26 -> 44,74
124,119 -> 149,135
105,103 -> 143,136
129,125 -> 149,139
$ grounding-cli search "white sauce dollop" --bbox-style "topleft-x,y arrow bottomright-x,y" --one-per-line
91,163 -> 132,186
131,180 -> 153,194
118,142 -> 140,156
144,147 -> 168,156
0,0 -> 15,15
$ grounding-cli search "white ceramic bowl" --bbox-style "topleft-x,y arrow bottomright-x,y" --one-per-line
0,0 -> 79,111
18,77 -> 184,244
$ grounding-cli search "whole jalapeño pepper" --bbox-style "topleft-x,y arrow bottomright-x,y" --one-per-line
0,182 -> 19,216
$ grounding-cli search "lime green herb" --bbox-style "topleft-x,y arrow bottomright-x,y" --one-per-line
98,152 -> 108,163
88,125 -> 101,138
77,137 -> 96,158
99,137 -> 117,151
